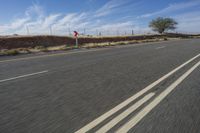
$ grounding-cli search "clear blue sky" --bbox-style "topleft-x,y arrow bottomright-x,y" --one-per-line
0,0 -> 200,35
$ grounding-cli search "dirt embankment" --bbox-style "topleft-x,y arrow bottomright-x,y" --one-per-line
0,33 -> 198,50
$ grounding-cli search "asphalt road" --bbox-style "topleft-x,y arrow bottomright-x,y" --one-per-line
0,39 -> 200,133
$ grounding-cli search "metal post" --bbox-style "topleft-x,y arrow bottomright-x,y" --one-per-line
75,37 -> 78,48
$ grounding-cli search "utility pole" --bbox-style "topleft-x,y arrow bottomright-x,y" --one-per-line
84,28 -> 86,36
26,25 -> 30,35
117,30 -> 119,36
50,26 -> 53,35
107,30 -> 109,36
96,29 -> 98,36
68,23 -> 71,36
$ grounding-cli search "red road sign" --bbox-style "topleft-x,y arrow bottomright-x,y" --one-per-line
74,31 -> 79,37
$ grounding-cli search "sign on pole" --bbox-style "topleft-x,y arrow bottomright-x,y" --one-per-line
74,31 -> 79,48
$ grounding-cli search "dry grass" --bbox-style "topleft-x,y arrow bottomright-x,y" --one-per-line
0,49 -> 19,56
82,38 -> 166,49
0,37 -> 178,56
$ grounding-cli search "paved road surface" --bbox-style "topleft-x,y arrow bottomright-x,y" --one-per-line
0,39 -> 200,133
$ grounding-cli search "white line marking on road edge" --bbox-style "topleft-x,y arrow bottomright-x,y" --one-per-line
156,46 -> 166,49
116,60 -> 200,133
96,93 -> 155,133
0,70 -> 48,83
75,53 -> 200,133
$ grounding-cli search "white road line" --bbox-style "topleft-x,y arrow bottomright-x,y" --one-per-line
75,53 -> 200,133
96,93 -> 155,133
116,60 -> 200,133
0,70 -> 48,83
156,46 -> 166,49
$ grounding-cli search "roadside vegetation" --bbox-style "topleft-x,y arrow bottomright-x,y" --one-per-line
0,49 -> 20,56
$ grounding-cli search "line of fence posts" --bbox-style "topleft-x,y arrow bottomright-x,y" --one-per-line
18,26 -> 136,36
79,29 -> 135,36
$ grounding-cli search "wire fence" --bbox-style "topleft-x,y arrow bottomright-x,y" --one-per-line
0,26 -> 156,37
1,26 -> 199,37
26,28 -> 150,37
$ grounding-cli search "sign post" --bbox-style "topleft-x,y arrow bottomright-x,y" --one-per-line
74,31 -> 79,48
